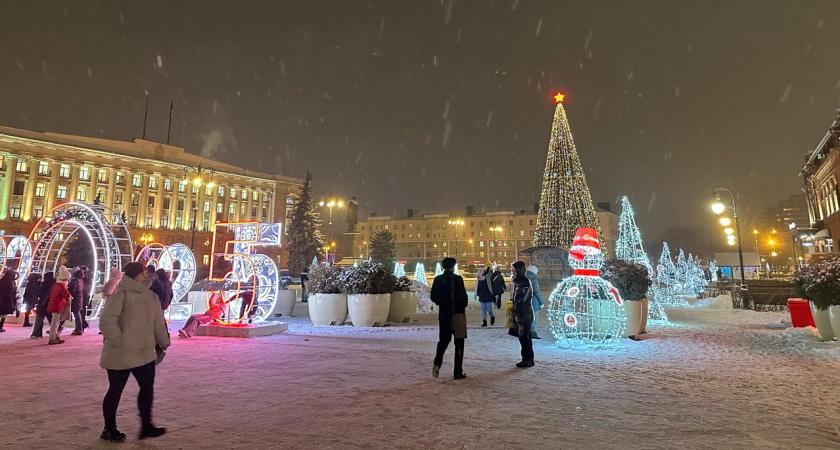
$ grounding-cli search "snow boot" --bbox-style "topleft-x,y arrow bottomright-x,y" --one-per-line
481,320 -> 487,327
23,321 -> 32,327
516,360 -> 535,368
530,331 -> 542,340
490,316 -> 495,326
139,424 -> 167,440
100,428 -> 126,442
432,365 -> 440,378
454,373 -> 467,380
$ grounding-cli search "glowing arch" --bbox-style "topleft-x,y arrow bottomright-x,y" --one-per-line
0,235 -> 33,287
135,242 -> 196,303
27,202 -> 134,301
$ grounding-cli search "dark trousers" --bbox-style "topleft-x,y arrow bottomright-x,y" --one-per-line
103,361 -> 156,430
518,324 -> 534,362
433,318 -> 464,376
72,310 -> 84,332
30,311 -> 51,337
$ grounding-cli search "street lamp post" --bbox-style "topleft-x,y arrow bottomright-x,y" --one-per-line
448,219 -> 464,257
319,197 -> 343,262
182,164 -> 216,251
712,188 -> 750,309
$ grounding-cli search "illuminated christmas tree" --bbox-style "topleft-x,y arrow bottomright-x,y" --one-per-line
534,93 -> 603,249
615,196 -> 649,269
394,262 -> 405,278
414,262 -> 428,286
434,262 -> 442,277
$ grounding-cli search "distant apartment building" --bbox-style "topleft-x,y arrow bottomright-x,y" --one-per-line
800,108 -> 840,254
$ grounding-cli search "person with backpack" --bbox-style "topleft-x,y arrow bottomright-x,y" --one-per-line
430,257 -> 468,380
475,267 -> 495,326
511,261 -> 535,368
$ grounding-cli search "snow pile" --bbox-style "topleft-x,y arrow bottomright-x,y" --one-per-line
685,294 -> 732,309
411,280 -> 434,314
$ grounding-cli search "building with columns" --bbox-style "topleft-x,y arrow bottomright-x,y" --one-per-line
0,126 -> 302,266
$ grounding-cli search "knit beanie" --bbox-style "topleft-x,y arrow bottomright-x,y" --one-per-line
123,262 -> 145,279
57,266 -> 71,282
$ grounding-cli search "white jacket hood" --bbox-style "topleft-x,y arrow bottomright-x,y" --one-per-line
527,265 -> 539,275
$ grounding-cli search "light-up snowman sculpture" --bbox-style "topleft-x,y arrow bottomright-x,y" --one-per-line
547,227 -> 626,346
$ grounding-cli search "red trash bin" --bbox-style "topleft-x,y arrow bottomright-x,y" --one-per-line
788,298 -> 816,328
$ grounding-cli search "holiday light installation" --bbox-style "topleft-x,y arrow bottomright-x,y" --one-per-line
134,242 -> 197,319
534,92 -> 604,250
434,262 -> 443,277
208,221 -> 283,324
0,235 -> 33,287
394,262 -> 405,278
547,228 -> 626,346
414,262 -> 428,286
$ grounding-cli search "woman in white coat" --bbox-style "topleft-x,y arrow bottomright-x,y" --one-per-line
99,262 -> 171,442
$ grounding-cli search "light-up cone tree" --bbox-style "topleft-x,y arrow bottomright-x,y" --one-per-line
414,262 -> 428,287
394,262 -> 405,278
534,92 -> 604,250
434,262 -> 443,277
615,195 -> 666,321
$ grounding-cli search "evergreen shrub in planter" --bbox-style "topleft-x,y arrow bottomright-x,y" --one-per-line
340,261 -> 396,327
388,276 -> 418,323
794,256 -> 840,340
603,259 -> 653,339
307,264 -> 348,326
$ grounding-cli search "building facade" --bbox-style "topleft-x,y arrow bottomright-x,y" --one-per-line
800,108 -> 840,255
356,205 -> 619,269
0,126 -> 302,266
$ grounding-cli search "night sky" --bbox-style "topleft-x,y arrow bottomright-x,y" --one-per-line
2,1 -> 840,240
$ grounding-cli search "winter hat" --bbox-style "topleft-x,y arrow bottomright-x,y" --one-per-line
73,269 -> 84,279
527,265 -> 539,275
441,257 -> 457,270
123,262 -> 146,279
568,227 -> 601,262
57,266 -> 71,282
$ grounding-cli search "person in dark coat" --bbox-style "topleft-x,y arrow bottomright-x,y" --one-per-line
30,272 -> 55,338
300,267 -> 309,302
430,257 -> 468,380
475,267 -> 495,326
69,269 -> 86,335
22,273 -> 42,327
81,266 -> 94,328
511,261 -> 535,368
491,267 -> 506,309
0,268 -> 18,332
231,289 -> 257,323
151,269 -> 173,311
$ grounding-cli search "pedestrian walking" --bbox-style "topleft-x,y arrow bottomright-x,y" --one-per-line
99,262 -> 170,442
525,264 -> 544,340
475,267 -> 495,326
47,267 -> 72,345
69,269 -> 86,335
151,269 -> 173,311
30,272 -> 55,338
491,266 -> 506,309
81,265 -> 94,329
0,268 -> 16,332
21,273 -> 42,327
430,257 -> 468,380
511,261 -> 535,368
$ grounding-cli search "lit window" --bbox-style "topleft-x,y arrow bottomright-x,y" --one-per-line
520,230 -> 525,236
79,167 -> 90,181
205,186 -> 214,196
178,182 -> 185,193
229,204 -> 235,215
252,191 -> 259,201
164,179 -> 172,191
33,206 -> 43,219
216,203 -> 223,213
240,203 -> 246,215
241,190 -> 247,200
204,201 -> 211,213
35,183 -> 46,197
286,197 -> 293,205
218,186 -> 225,198
203,255 -> 209,265
76,188 -> 86,201
192,185 -> 198,195
133,174 -> 142,187
38,161 -> 49,175
145,216 -> 153,227
10,204 -> 21,218
479,241 -> 484,247
56,185 -> 67,200
230,188 -> 236,199
161,216 -> 169,228
116,172 -> 125,185
98,170 -> 108,183
58,164 -> 70,178
15,158 -> 28,172
114,192 -> 123,204
149,176 -> 157,189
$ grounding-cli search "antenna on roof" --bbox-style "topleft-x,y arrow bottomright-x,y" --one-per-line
142,94 -> 149,139
166,100 -> 174,144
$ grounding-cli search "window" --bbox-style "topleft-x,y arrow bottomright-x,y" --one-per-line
192,185 -> 198,195
114,192 -> 123,205
116,172 -> 125,185
529,219 -> 534,226
252,191 -> 259,201
479,231 -> 484,237
58,164 -> 70,178
240,204 -> 246,216
160,215 -> 169,228
230,188 -> 236,199
10,204 -> 21,218
286,197 -> 293,205
13,181 -> 25,195
489,240 -> 494,248
76,188 -> 86,201
145,216 -> 153,227
149,176 -> 157,189
241,190 -> 247,200
229,204 -> 235,215
175,214 -> 183,229
520,230 -> 525,237
203,255 -> 209,265
262,206 -> 267,218
35,183 -> 46,197
177,199 -> 185,211
479,241 -> 485,247
129,213 -> 137,226
32,206 -> 43,219
56,185 -> 67,200
251,206 -> 257,218
131,193 -> 139,207
219,187 -> 225,198
148,196 -> 156,208
132,174 -> 142,187
263,193 -> 269,202
164,179 -> 172,191
205,201 -> 211,213
509,230 -> 514,237
15,158 -> 28,172
38,161 -> 49,175
79,167 -> 90,181
206,186 -> 214,197
178,182 -> 185,193
98,170 -> 108,183
217,203 -> 223,213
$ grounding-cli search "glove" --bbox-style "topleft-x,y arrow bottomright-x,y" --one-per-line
495,298 -> 501,309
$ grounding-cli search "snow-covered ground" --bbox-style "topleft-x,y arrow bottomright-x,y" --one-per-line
2,298 -> 840,449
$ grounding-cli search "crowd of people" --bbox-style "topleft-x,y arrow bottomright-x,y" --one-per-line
430,257 -> 543,380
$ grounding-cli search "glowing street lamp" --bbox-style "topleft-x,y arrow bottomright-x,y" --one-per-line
448,219 -> 465,257
719,217 -> 731,227
724,227 -> 734,235
182,164 -> 216,250
139,233 -> 154,246
712,187 -> 749,309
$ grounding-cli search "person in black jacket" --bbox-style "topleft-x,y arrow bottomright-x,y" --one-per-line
69,269 -> 86,335
0,269 -> 17,332
491,267 -> 506,309
430,257 -> 468,380
30,272 -> 55,338
475,267 -> 495,326
511,261 -> 535,368
22,273 -> 42,327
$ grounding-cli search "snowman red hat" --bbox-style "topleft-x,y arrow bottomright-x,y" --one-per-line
568,227 -> 601,262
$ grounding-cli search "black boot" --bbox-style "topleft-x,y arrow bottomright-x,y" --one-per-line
531,330 -> 542,340
481,320 -> 487,327
490,316 -> 495,326
139,424 -> 167,439
100,428 -> 126,442
516,360 -> 535,368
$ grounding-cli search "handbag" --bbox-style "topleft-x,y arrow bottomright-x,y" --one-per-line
505,300 -> 515,329
450,274 -> 467,339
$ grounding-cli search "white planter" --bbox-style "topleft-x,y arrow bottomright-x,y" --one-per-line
388,291 -> 418,323
623,300 -> 643,338
810,301 -> 835,341
272,290 -> 297,317
347,293 -> 391,327
639,297 -> 649,334
829,305 -> 840,339
308,293 -> 348,326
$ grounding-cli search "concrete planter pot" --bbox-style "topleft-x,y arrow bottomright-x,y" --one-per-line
623,300 -> 643,339
347,293 -> 391,327
308,293 -> 348,326
639,297 -> 649,334
388,291 -> 418,323
828,305 -> 840,340
810,301 -> 835,341
272,290 -> 297,317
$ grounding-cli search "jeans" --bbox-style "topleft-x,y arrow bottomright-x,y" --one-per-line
72,310 -> 84,333
31,311 -> 51,337
433,317 -> 464,376
103,361 -> 156,430
532,308 -> 540,331
480,302 -> 495,321
181,314 -> 214,336
518,324 -> 534,362
49,313 -> 61,340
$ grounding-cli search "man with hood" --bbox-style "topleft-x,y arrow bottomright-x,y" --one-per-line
525,264 -> 544,340
511,261 -> 535,368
